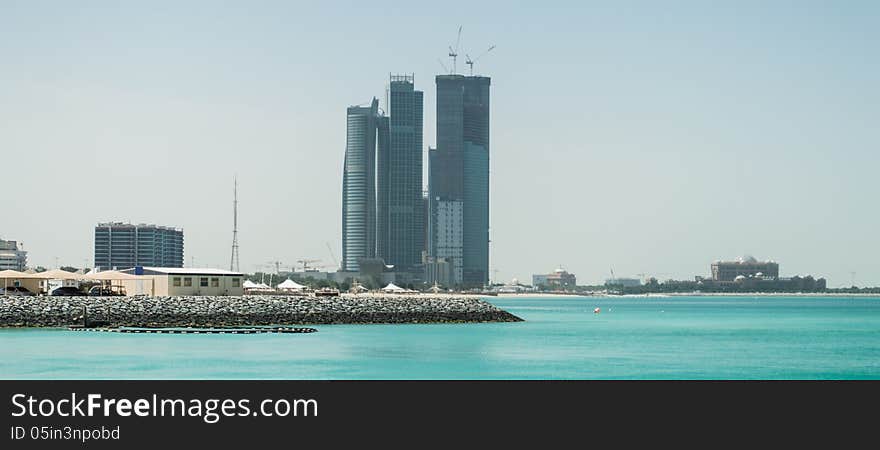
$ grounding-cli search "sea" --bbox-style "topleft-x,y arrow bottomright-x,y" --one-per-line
1,295 -> 878,379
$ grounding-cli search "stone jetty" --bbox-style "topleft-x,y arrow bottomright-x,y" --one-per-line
0,295 -> 523,328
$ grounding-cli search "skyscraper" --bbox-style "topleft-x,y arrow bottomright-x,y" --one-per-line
377,74 -> 424,272
342,98 -> 380,272
93,222 -> 184,270
429,74 -> 490,287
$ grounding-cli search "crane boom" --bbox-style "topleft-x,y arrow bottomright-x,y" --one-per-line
465,45 -> 495,75
447,25 -> 462,74
325,242 -> 339,269
437,58 -> 450,74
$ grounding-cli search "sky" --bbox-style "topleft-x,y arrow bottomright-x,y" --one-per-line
1,1 -> 878,287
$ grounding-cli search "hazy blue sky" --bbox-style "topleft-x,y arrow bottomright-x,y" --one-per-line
1,1 -> 877,287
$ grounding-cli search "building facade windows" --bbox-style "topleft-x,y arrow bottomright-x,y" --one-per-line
342,98 -> 381,272
93,222 -> 184,270
428,75 -> 491,288
377,75 -> 425,273
0,239 -> 27,271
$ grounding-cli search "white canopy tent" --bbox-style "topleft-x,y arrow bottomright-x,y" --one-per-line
277,279 -> 306,291
243,280 -> 273,292
381,283 -> 406,292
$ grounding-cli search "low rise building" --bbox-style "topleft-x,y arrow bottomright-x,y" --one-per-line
605,277 -> 642,288
698,274 -> 826,292
532,274 -> 548,287
0,239 -> 27,271
119,267 -> 243,296
424,256 -> 454,288
430,199 -> 463,285
711,256 -> 779,281
331,258 -> 399,288
533,268 -> 577,289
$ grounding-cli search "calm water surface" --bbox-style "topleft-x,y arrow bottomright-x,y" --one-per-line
1,296 -> 878,379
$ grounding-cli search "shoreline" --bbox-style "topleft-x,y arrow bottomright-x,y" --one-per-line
0,295 -> 523,328
495,292 -> 880,298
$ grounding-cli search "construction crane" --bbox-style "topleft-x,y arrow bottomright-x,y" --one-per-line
296,259 -> 321,272
325,242 -> 339,270
447,25 -> 462,74
266,261 -> 292,275
437,58 -> 450,74
465,45 -> 495,75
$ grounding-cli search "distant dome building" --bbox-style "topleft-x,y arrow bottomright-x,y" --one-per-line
711,256 -> 779,282
532,268 -> 577,289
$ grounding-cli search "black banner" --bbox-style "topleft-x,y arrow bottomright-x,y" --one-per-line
0,381 -> 874,448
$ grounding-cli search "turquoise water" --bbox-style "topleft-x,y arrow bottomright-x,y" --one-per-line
1,296 -> 879,379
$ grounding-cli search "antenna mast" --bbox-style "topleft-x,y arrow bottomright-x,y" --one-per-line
230,176 -> 240,272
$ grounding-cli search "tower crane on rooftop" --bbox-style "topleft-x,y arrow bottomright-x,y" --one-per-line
447,25 -> 462,74
465,45 -> 495,76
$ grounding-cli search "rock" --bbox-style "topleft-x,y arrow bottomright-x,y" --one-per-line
0,294 -> 522,328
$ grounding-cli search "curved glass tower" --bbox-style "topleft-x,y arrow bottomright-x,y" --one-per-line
342,98 -> 380,272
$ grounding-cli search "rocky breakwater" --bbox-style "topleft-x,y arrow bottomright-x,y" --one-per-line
0,295 -> 523,327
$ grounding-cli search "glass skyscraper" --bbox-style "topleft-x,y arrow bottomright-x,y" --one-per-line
93,222 -> 184,270
342,98 -> 380,272
377,75 -> 424,272
429,75 -> 491,288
